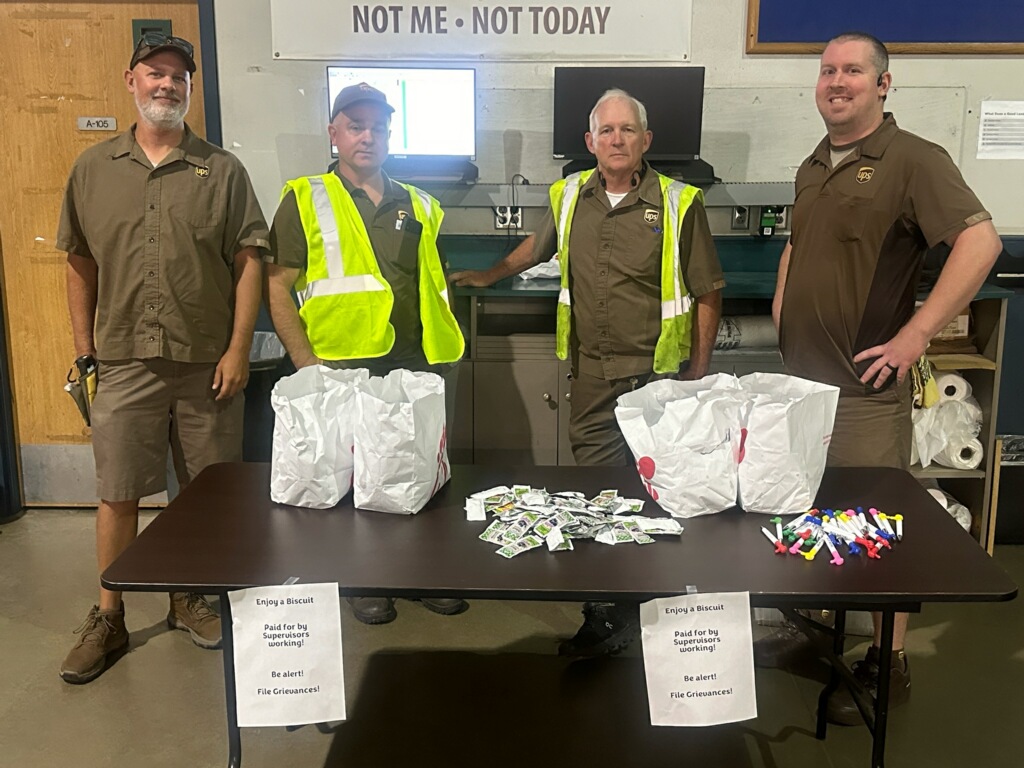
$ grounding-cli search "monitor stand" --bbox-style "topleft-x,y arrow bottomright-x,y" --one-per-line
384,158 -> 479,183
560,158 -> 717,186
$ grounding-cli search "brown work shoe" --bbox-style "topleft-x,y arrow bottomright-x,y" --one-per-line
59,604 -> 129,684
168,592 -> 222,649
827,646 -> 911,726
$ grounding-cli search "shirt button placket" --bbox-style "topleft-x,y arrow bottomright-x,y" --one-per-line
144,175 -> 161,356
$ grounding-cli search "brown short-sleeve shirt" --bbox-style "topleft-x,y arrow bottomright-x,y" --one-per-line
268,171 -> 429,370
532,164 -> 724,380
56,124 -> 270,363
780,114 -> 990,395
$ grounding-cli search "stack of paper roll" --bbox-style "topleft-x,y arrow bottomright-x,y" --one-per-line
912,370 -> 983,469
935,372 -> 973,402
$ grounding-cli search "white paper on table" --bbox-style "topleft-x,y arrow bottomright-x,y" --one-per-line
229,583 -> 346,727
640,591 -> 756,726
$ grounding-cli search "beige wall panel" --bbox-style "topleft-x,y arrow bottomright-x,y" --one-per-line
0,2 -> 204,461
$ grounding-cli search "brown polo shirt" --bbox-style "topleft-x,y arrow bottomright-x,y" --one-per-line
533,163 -> 724,380
269,171 -> 429,370
57,124 -> 269,363
780,114 -> 991,395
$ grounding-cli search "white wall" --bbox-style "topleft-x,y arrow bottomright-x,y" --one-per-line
215,0 -> 1024,233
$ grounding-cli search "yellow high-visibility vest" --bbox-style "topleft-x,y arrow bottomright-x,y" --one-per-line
549,169 -> 702,374
284,174 -> 464,363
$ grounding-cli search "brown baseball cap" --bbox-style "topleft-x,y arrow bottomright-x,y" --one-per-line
330,83 -> 395,122
130,32 -> 196,73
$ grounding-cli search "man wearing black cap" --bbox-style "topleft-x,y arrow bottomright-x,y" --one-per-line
56,33 -> 269,683
265,83 -> 466,625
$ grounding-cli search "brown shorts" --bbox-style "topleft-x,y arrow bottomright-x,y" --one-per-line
827,382 -> 913,470
90,358 -> 243,501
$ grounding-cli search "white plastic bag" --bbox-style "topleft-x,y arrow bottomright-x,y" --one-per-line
614,374 -> 746,518
736,373 -> 839,514
269,366 -> 369,509
353,369 -> 450,514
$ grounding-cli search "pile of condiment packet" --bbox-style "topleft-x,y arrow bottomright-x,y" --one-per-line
465,485 -> 684,558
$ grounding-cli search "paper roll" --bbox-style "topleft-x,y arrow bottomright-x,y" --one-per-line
927,488 -> 949,509
934,438 -> 984,471
935,372 -> 972,402
715,316 -> 778,350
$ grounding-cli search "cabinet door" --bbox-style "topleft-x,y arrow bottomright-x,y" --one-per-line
557,361 -> 576,466
474,361 -> 560,466
449,362 -> 473,465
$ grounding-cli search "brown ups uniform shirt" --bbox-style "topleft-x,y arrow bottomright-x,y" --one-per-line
57,124 -> 270,363
532,164 -> 725,380
780,114 -> 990,396
269,171 -> 431,371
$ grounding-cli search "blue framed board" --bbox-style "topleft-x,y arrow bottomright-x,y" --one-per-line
746,1 -> 1024,54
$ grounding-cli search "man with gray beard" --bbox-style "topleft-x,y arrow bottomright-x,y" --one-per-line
56,34 -> 269,684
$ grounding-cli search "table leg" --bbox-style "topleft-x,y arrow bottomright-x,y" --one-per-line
871,610 -> 896,768
815,609 -> 847,739
219,594 -> 243,768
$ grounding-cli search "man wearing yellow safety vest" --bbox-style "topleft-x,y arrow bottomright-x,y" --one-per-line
265,82 -> 467,626
451,89 -> 725,656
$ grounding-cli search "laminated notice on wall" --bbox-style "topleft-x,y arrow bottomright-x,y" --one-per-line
640,591 -> 756,726
229,583 -> 346,727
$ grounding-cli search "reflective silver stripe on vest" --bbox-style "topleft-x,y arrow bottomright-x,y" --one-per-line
298,177 -> 387,306
300,274 -> 387,302
309,177 -> 345,278
557,173 -> 583,254
661,182 -> 693,320
556,173 -> 583,308
404,187 -> 452,309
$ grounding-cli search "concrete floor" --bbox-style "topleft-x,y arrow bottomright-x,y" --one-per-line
0,508 -> 1021,768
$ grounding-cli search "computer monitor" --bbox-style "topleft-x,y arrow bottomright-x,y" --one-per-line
326,66 -> 476,160
552,67 -> 705,161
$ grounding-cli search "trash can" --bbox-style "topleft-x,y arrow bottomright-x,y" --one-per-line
244,331 -> 289,462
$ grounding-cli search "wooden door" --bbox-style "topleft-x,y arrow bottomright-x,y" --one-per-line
0,2 -> 204,504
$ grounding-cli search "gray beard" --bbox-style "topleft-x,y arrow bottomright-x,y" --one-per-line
136,95 -> 189,130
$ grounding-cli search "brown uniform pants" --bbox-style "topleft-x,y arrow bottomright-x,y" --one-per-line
827,382 -> 913,470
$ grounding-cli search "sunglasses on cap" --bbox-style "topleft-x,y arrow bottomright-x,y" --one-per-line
130,32 -> 196,72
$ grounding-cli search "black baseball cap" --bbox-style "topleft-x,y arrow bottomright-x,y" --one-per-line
130,32 -> 196,73
330,83 -> 395,122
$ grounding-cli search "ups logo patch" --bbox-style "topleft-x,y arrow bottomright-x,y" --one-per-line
644,209 -> 659,224
856,166 -> 875,184
195,165 -> 210,178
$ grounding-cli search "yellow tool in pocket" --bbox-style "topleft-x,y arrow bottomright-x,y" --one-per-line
64,355 -> 97,426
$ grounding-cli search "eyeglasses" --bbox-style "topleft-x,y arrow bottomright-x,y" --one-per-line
132,32 -> 194,60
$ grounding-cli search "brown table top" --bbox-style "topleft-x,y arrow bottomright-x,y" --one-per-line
102,463 -> 1017,609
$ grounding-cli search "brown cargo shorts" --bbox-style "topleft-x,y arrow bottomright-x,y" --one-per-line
827,382 -> 913,471
90,358 -> 243,501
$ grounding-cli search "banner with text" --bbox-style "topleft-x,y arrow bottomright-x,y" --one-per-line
229,583 -> 346,727
640,591 -> 757,727
271,0 -> 692,61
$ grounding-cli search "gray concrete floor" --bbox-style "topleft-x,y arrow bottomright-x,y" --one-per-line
0,509 -> 1021,767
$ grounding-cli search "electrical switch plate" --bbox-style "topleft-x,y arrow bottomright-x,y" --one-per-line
494,206 -> 523,229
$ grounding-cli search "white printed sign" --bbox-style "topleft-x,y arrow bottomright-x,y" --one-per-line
271,0 -> 692,61
640,592 -> 757,726
229,583 -> 346,727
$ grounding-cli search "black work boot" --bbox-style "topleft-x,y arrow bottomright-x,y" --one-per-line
827,645 -> 911,726
347,597 -> 397,625
558,602 -> 640,658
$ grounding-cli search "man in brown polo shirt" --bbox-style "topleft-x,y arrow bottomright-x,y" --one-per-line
768,32 -> 1002,723
451,89 -> 724,655
57,34 -> 269,684
265,83 -> 467,626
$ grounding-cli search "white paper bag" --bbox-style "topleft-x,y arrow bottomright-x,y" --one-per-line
353,369 -> 450,514
736,373 -> 839,514
615,374 -> 746,518
270,366 -> 369,509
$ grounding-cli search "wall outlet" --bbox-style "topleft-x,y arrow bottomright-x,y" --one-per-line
731,206 -> 749,231
494,206 -> 523,229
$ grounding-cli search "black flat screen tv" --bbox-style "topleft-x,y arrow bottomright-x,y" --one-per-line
552,67 -> 705,161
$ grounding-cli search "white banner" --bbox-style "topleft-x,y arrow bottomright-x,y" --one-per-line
229,583 -> 346,728
271,0 -> 692,61
640,592 -> 757,727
